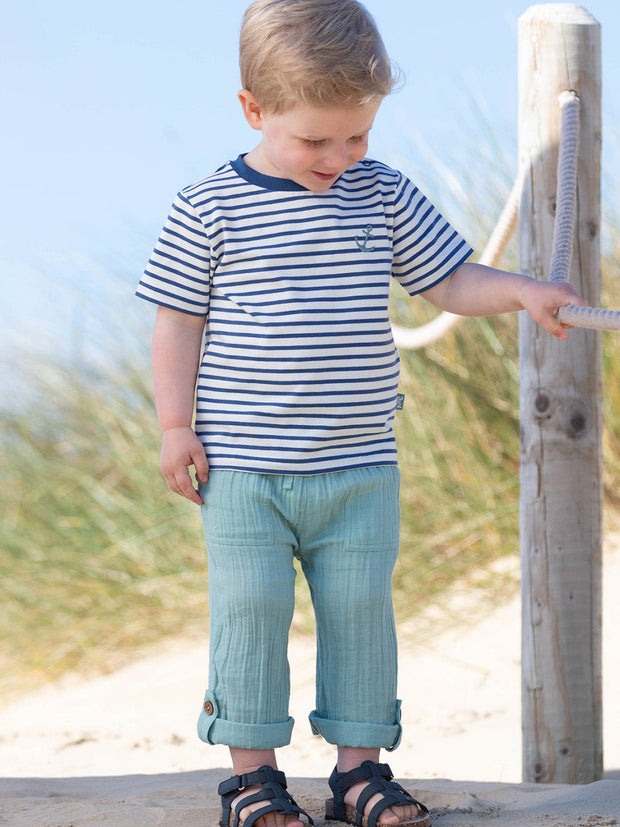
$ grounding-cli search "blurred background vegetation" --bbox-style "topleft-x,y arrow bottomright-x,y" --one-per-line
2,138 -> 620,703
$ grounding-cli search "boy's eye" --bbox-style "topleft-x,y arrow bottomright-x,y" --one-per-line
301,134 -> 368,148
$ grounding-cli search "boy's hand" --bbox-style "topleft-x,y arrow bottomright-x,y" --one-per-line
518,278 -> 587,341
160,427 -> 209,505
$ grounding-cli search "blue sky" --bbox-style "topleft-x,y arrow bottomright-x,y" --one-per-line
1,0 -> 618,365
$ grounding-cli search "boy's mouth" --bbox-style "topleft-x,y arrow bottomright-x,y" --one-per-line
312,171 -> 339,182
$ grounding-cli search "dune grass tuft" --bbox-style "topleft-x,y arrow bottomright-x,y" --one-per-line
0,357 -> 208,695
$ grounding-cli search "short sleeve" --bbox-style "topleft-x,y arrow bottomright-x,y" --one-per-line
136,192 -> 211,316
391,175 -> 473,296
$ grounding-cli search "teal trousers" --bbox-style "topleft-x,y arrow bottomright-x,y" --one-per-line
197,466 -> 402,751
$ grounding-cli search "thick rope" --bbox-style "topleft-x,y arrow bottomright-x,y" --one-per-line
555,305 -> 620,330
549,91 -> 581,283
550,91 -> 620,331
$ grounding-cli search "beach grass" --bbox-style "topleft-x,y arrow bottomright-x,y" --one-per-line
2,184 -> 620,701
0,358 -> 208,695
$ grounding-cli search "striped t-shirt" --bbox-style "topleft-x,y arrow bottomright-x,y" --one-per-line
137,155 -> 472,474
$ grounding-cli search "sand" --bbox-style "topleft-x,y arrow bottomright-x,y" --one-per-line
1,537 -> 619,825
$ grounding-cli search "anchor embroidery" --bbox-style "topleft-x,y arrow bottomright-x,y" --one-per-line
356,225 -> 376,252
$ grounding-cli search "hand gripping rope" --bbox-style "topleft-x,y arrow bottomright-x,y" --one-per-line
392,90 -> 620,349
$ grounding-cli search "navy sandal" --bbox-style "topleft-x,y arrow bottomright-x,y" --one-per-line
324,760 -> 431,827
218,764 -> 314,827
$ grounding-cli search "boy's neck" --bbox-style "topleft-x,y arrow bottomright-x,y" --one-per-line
243,143 -> 282,179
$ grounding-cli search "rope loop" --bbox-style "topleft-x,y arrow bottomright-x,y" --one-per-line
392,176 -> 520,349
393,87 -> 620,348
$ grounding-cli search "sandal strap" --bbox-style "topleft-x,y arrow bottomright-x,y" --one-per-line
328,760 -> 429,827
328,760 -> 394,797
218,765 -> 314,827
218,765 -> 287,796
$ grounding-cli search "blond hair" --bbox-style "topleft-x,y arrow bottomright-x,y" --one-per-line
239,0 -> 400,113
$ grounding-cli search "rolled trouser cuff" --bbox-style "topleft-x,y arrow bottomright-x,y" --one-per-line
308,700 -> 402,752
197,690 -> 294,749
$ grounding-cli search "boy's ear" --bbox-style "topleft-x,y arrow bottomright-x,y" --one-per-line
238,90 -> 264,131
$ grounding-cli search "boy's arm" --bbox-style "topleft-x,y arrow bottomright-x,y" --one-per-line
152,306 -> 209,505
421,262 -> 587,341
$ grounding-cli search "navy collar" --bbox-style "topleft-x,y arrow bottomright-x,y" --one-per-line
230,154 -> 308,191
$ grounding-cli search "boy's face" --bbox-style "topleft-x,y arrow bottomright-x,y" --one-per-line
239,93 -> 382,191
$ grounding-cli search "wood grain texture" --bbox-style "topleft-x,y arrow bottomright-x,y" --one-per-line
517,4 -> 603,785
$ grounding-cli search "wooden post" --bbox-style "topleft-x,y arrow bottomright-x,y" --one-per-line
518,5 -> 602,784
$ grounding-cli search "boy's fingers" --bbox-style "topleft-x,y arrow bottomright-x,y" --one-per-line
163,467 -> 203,505
176,470 -> 204,505
192,448 -> 210,483
546,310 -> 569,340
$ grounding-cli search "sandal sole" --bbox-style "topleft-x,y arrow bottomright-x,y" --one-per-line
325,797 -> 431,827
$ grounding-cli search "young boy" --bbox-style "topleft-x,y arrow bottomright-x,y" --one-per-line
137,1 -> 584,825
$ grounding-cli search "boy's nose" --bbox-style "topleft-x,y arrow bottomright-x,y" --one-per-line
322,145 -> 351,172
